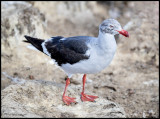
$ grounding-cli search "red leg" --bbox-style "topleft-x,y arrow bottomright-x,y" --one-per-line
81,74 -> 98,102
62,78 -> 76,105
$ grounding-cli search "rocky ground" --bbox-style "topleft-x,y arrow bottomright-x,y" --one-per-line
1,1 -> 159,118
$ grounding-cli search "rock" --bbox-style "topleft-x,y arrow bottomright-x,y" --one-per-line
1,80 -> 126,118
33,1 -> 108,25
32,2 -> 109,36
1,1 -> 48,60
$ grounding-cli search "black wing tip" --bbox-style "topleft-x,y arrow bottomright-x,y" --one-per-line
24,35 -> 30,43
23,40 -> 29,43
24,35 -> 30,39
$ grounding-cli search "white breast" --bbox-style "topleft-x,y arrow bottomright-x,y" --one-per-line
61,32 -> 117,75
61,42 -> 117,74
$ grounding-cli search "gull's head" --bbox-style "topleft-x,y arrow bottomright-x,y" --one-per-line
99,19 -> 129,37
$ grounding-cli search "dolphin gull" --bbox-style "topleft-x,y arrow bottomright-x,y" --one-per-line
24,19 -> 129,105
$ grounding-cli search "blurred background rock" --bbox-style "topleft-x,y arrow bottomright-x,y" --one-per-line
1,1 -> 159,118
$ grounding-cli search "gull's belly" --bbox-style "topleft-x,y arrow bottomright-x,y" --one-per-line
61,51 -> 115,74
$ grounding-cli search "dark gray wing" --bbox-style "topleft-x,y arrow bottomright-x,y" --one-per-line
45,36 -> 91,66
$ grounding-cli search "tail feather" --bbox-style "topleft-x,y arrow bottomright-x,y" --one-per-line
24,35 -> 44,52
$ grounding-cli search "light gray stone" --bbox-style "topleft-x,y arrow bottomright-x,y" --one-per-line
1,80 -> 126,118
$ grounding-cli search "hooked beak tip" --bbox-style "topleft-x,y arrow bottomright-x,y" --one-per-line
117,29 -> 129,38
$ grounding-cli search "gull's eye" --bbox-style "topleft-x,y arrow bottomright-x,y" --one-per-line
110,25 -> 114,28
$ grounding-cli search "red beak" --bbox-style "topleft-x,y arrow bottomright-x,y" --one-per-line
117,29 -> 129,37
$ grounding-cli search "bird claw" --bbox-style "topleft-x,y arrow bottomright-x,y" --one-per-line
63,96 -> 76,105
81,92 -> 98,102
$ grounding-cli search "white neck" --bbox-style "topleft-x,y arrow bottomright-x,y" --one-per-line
97,30 -> 117,52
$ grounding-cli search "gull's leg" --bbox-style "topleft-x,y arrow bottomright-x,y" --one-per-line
62,77 -> 76,105
81,74 -> 98,102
